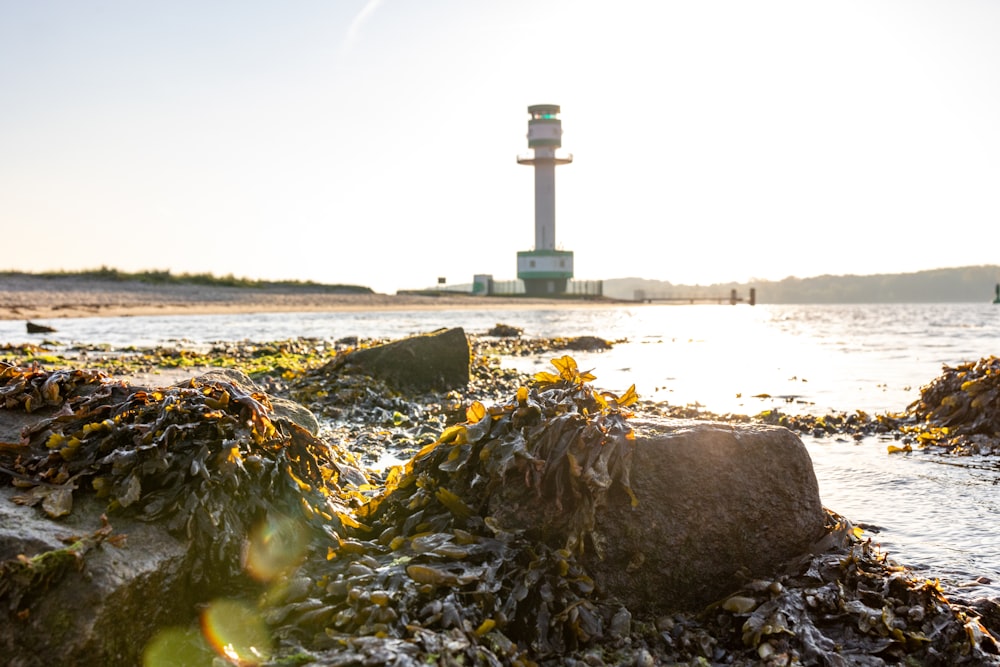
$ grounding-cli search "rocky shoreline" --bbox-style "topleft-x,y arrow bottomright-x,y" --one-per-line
2,330 -> 999,665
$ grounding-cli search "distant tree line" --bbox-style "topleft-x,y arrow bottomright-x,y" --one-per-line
604,265 -> 1000,304
0,266 -> 374,294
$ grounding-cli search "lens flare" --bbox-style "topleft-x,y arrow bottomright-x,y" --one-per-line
200,598 -> 273,666
244,513 -> 309,582
142,625 -> 215,666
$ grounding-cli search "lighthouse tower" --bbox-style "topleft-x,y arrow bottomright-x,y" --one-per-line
517,104 -> 573,296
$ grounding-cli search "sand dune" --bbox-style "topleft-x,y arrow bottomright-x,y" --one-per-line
0,275 -> 611,321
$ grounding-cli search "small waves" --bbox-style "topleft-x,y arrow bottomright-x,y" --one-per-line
804,436 -> 1000,598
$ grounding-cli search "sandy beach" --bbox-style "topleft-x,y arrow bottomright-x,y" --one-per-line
0,274 -> 616,321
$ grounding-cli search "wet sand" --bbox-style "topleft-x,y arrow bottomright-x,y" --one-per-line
0,275 -> 617,321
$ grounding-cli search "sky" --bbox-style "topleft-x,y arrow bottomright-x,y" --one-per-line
2,1 -> 999,294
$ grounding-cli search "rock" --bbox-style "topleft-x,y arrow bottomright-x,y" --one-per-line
0,408 -> 47,447
25,322 -> 56,334
323,327 -> 470,392
563,335 -> 612,351
962,597 -> 1000,641
179,367 -> 320,435
584,418 -> 827,611
487,323 -> 523,338
0,487 -> 195,667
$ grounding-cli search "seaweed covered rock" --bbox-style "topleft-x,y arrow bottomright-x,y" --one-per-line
321,327 -> 471,392
187,367 -> 320,435
486,323 -> 523,338
0,362 -> 365,666
891,356 -> 1000,454
267,355 -> 641,663
562,335 -> 613,351
587,419 -> 827,611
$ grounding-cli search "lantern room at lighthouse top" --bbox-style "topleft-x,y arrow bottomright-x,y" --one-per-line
526,104 -> 564,150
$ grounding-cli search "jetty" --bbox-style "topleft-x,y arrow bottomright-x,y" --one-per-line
634,288 -> 756,305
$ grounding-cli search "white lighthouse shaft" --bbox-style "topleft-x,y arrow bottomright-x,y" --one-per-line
533,157 -> 556,251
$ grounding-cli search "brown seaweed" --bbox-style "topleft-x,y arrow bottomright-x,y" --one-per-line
0,361 -> 362,585
268,355 -> 639,661
884,356 -> 1000,454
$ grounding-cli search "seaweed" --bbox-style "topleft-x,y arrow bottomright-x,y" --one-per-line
262,355 -> 639,662
0,362 -> 362,585
3,344 -> 998,665
751,356 -> 1000,455
883,356 -> 1000,454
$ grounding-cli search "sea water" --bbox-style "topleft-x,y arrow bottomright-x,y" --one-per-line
2,303 -> 998,597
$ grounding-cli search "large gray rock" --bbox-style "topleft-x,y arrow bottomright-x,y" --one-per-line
324,327 -> 470,392
585,419 -> 827,611
0,487 -> 194,667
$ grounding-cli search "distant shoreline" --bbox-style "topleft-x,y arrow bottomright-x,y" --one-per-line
0,274 -> 623,321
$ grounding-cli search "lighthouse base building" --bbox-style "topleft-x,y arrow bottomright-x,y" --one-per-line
516,250 -> 573,296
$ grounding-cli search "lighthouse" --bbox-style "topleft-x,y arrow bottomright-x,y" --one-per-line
517,104 -> 573,296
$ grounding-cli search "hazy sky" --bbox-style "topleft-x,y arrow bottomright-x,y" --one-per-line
2,1 -> 998,294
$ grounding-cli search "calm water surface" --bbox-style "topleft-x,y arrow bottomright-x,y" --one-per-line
3,303 -> 998,597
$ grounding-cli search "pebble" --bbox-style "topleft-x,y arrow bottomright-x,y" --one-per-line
609,607 -> 632,639
634,648 -> 655,667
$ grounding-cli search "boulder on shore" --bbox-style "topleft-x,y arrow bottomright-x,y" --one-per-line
321,327 -> 470,392
486,323 -> 523,338
25,322 -> 56,334
586,419 -> 827,610
472,412 -> 824,612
